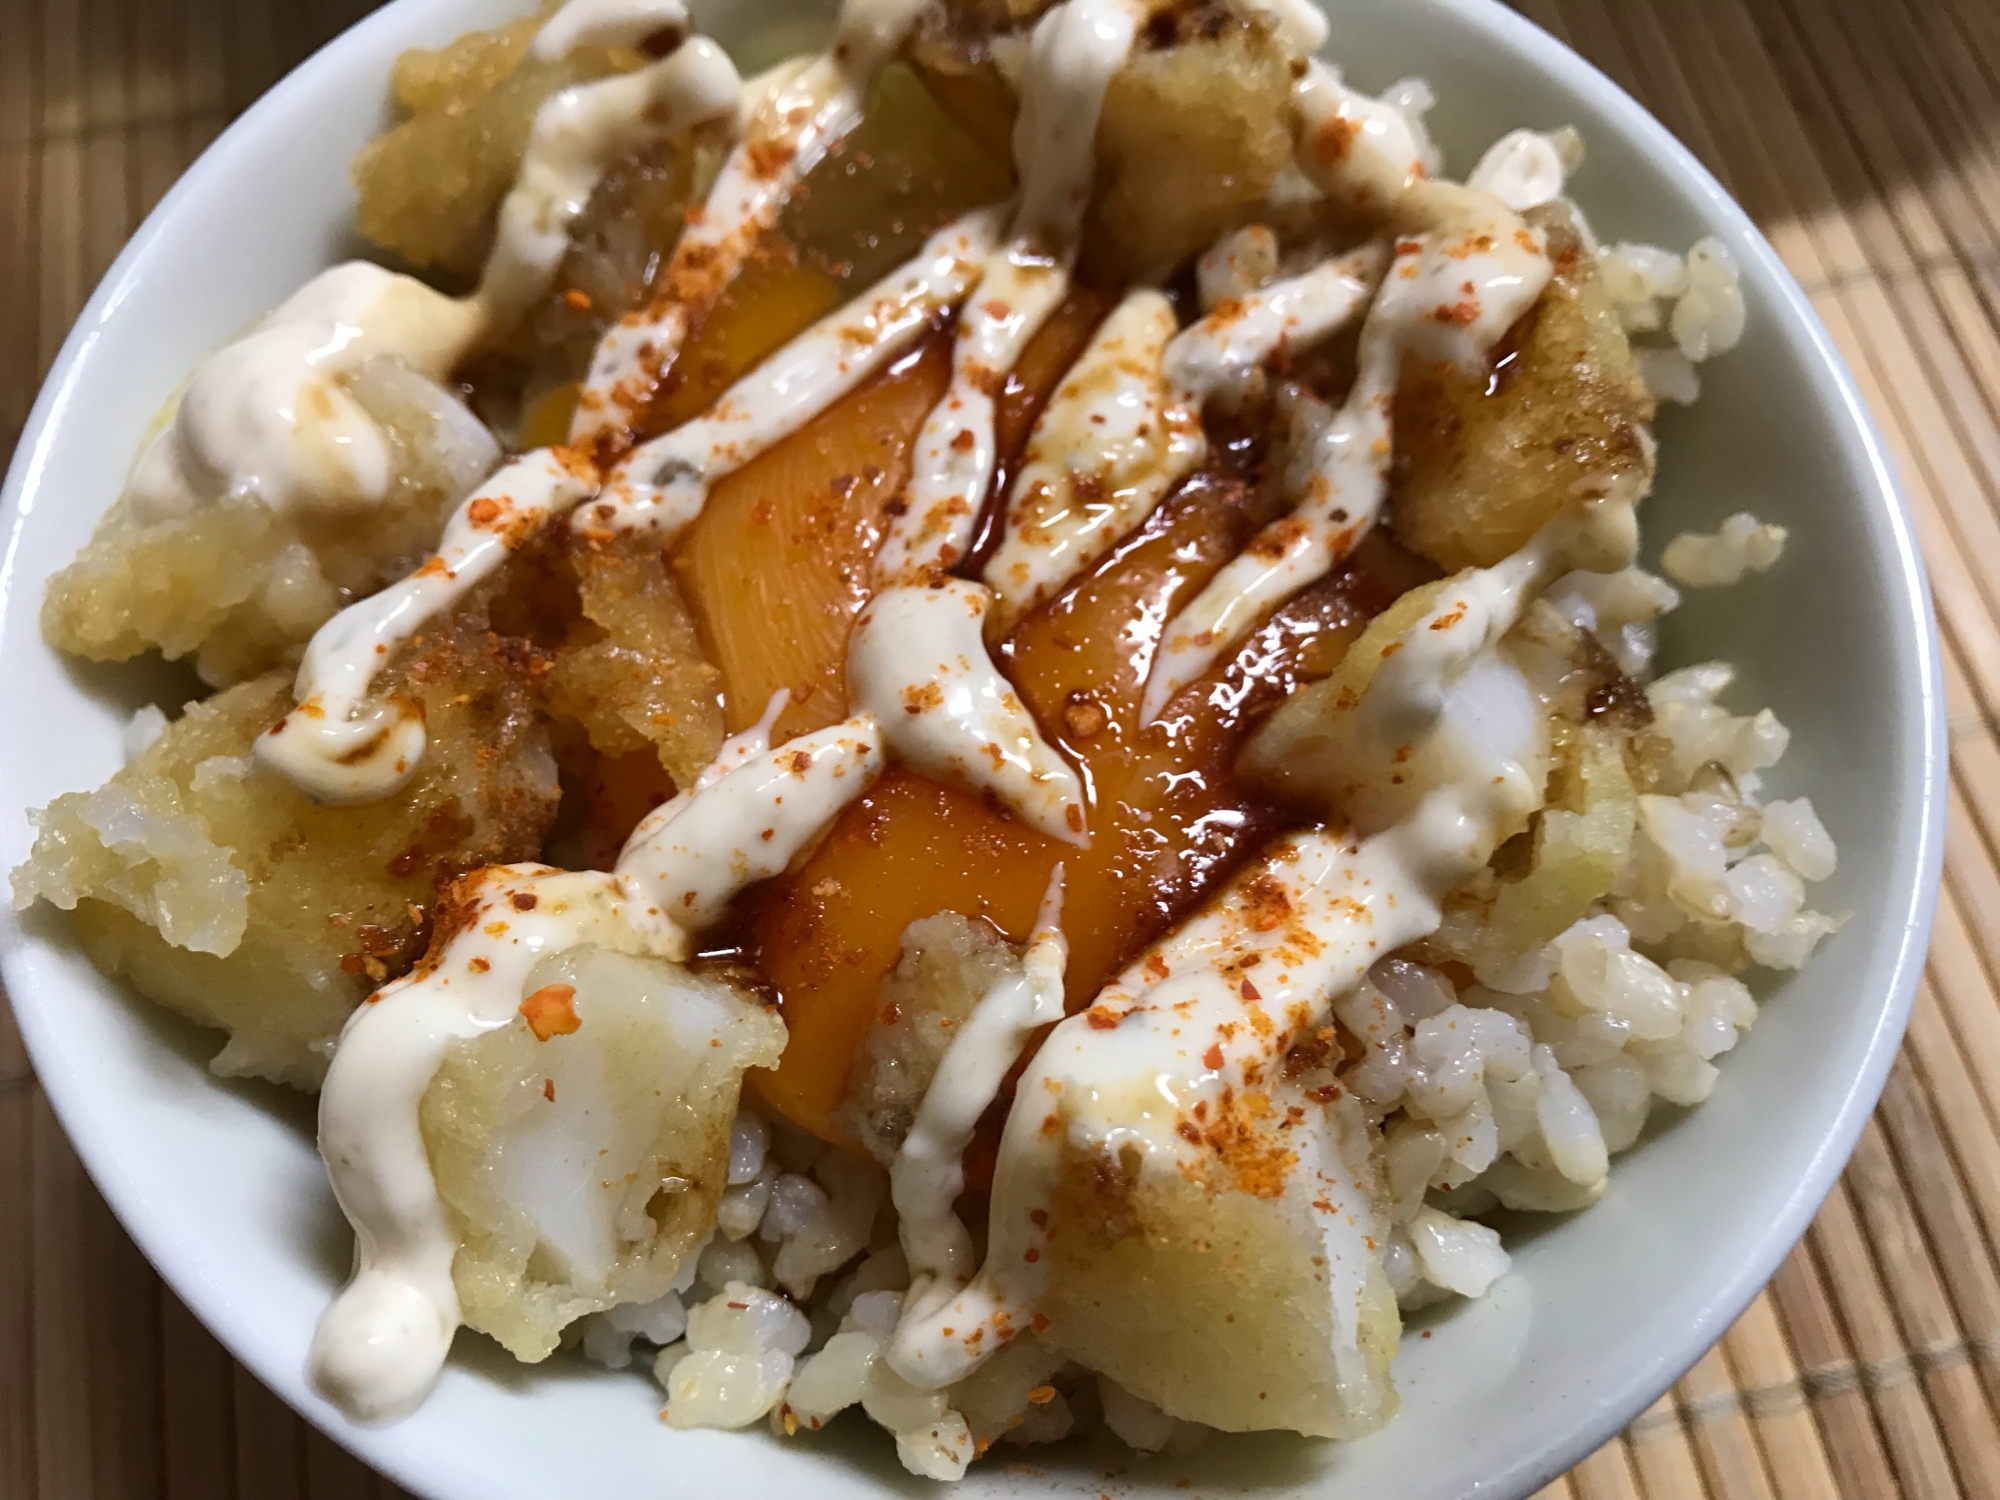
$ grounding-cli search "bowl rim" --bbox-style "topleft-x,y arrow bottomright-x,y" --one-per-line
0,0 -> 1948,1495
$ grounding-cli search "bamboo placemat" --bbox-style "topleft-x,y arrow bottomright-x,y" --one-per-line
3,0 -> 1999,1493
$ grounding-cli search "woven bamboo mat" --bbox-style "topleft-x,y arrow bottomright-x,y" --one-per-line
3,0 -> 1999,1493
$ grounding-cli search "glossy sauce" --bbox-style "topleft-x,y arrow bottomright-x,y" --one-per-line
743,472 -> 1434,1137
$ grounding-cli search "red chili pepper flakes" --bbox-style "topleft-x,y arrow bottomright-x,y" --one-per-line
520,984 -> 580,1041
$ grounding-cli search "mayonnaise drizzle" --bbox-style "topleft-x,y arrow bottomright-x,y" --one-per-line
1194,224 -> 1281,311
615,717 -> 888,927
847,579 -> 1089,845
1165,242 -> 1387,411
1140,108 -> 1558,722
875,0 -> 1143,586
310,713 -> 886,1423
478,34 -> 743,325
254,448 -> 594,802
1292,59 -> 1430,215
597,207 -> 1006,535
531,0 -> 688,56
983,289 -> 1201,627
888,497 -> 1637,1391
872,249 -> 1073,583
124,265 -> 485,522
571,0 -> 930,441
892,867 -> 1066,1292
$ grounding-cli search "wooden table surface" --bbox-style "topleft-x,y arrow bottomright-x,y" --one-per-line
8,0 -> 2000,1495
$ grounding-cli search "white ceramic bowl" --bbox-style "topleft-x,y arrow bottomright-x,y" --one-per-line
0,0 -> 1945,1495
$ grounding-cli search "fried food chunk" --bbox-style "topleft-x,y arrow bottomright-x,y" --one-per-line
353,8 -> 644,279
1088,7 -> 1295,283
546,531 -> 725,786
12,618 -> 560,1087
42,360 -> 499,686
1390,204 -> 1656,571
1420,603 -> 1648,982
420,944 -> 785,1361
1036,1082 -> 1400,1438
842,913 -> 1019,1164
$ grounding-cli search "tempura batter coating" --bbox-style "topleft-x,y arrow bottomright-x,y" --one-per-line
42,360 -> 499,686
547,531 -> 726,786
13,617 -> 560,1086
1390,206 -> 1655,571
421,944 -> 785,1360
353,7 -> 645,279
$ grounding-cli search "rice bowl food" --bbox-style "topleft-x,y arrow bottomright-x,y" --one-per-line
11,0 -> 1849,1480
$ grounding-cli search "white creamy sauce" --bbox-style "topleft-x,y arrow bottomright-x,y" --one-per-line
598,207 -> 1005,536
875,0 -> 1142,585
479,36 -> 743,327
254,448 -> 595,802
873,250 -> 1072,584
888,497 -> 1637,1391
532,0 -> 688,56
983,289 -> 1200,626
1009,0 -> 1143,249
310,715 -> 887,1423
892,868 -> 1067,1293
847,579 -> 1088,845
125,264 -> 485,522
616,718 -> 888,927
1292,59 -> 1430,214
629,687 -> 792,830
571,0 -> 930,440
1140,193 -> 1553,722
1194,223 -> 1281,311
1165,241 -> 1386,411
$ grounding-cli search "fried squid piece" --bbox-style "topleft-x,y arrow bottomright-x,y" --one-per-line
1033,1079 -> 1401,1438
42,359 -> 499,686
1390,205 -> 1656,571
12,618 -> 559,1086
419,944 -> 786,1361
